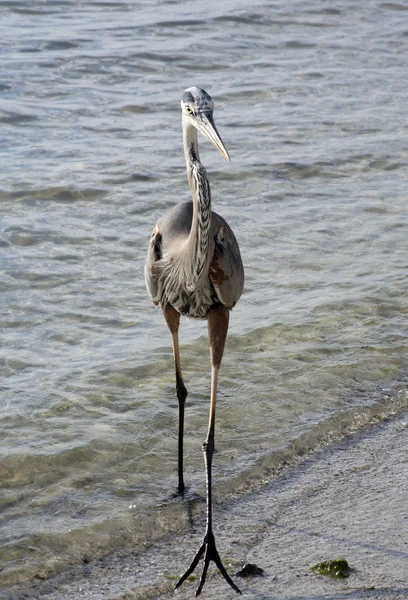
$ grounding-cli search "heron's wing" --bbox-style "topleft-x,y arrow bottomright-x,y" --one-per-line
209,214 -> 244,310
144,223 -> 163,305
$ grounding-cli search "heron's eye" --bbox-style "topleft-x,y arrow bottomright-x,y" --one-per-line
185,106 -> 194,115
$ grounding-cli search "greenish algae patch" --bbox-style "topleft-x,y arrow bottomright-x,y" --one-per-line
166,573 -> 197,582
311,558 -> 352,579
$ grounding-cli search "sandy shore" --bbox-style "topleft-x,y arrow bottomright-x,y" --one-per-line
4,410 -> 408,600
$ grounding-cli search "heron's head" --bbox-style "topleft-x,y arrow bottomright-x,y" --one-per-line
181,86 -> 230,161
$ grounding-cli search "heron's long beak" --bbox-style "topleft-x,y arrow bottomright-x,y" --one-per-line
197,112 -> 230,161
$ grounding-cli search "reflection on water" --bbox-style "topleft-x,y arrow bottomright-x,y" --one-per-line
1,0 -> 407,590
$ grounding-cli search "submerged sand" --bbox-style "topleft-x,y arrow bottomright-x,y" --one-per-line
3,410 -> 408,600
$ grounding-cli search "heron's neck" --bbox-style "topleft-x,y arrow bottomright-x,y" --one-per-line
183,119 -> 199,190
182,120 -> 212,288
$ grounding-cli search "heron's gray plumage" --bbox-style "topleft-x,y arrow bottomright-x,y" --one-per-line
145,201 -> 244,317
145,86 -> 244,319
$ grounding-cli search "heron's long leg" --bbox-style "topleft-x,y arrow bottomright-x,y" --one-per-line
163,304 -> 187,495
175,305 -> 241,596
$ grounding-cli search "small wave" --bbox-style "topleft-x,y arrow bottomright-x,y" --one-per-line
0,187 -> 108,203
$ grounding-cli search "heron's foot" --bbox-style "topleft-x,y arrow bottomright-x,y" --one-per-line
174,531 -> 241,596
175,482 -> 186,497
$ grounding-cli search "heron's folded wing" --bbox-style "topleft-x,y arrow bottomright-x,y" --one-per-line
144,224 -> 163,305
209,221 -> 244,310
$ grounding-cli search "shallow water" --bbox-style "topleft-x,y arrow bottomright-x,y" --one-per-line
1,0 -> 407,590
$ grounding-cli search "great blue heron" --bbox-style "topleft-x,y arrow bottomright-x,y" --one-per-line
145,86 -> 244,596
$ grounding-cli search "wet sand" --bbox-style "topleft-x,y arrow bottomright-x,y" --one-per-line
4,410 -> 408,600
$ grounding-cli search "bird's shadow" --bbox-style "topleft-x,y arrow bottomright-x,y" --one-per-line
158,487 -> 205,529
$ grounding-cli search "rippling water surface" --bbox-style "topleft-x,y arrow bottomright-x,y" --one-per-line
1,0 -> 407,590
